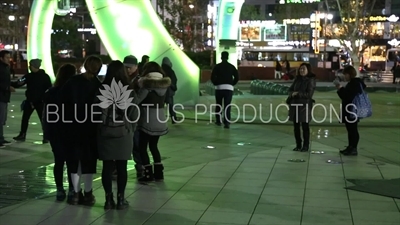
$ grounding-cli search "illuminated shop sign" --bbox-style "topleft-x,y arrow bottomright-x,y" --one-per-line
343,14 -> 399,23
283,18 -> 310,25
238,21 -> 287,42
279,0 -> 320,4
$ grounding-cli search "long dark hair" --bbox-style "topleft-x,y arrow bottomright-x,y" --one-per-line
141,61 -> 165,77
297,63 -> 313,77
103,60 -> 130,87
54,64 -> 76,87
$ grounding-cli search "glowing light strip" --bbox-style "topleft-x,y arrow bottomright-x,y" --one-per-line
216,0 -> 244,66
27,0 -> 55,82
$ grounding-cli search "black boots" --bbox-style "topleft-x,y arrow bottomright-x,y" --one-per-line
154,163 -> 164,181
138,165 -> 154,182
138,164 -> 164,182
104,193 -> 129,210
340,147 -> 358,156
104,193 -> 116,210
116,193 -> 129,210
83,190 -> 96,206
13,133 -> 26,142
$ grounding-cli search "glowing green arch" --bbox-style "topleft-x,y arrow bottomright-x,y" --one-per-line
215,0 -> 244,67
27,0 -> 200,105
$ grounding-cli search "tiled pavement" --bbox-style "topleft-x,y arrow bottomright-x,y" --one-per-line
0,91 -> 399,225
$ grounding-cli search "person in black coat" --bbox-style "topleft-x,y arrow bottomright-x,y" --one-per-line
162,57 -> 178,123
42,63 -> 76,202
211,51 -> 239,129
287,63 -> 316,152
12,59 -> 52,143
334,65 -> 366,156
0,50 -> 15,148
59,55 -> 103,206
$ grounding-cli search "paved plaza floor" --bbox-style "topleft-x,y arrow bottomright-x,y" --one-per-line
0,91 -> 399,225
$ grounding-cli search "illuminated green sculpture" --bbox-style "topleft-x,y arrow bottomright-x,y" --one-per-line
27,0 -> 200,105
215,0 -> 244,68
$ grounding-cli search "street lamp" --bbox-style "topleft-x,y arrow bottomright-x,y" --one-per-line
189,4 -> 194,9
8,15 -> 15,21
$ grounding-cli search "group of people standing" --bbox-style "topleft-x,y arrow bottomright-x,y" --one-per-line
0,49 -> 179,210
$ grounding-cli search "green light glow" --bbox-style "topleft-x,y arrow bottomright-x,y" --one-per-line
27,0 -> 55,82
85,0 -> 200,105
27,0 -> 199,105
216,0 -> 244,67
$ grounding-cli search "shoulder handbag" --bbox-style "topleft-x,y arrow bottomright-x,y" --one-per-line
351,83 -> 372,119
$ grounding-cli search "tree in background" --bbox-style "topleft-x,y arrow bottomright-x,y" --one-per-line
274,3 -> 317,41
0,0 -> 30,66
324,0 -> 377,69
239,4 -> 264,21
51,16 -> 84,58
157,0 -> 209,51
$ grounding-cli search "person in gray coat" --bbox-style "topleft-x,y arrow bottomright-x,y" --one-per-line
135,61 -> 171,182
96,60 -> 136,210
287,63 -> 316,152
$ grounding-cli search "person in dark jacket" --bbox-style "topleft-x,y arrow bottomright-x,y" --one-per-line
162,57 -> 178,123
97,60 -> 136,210
275,59 -> 282,79
335,65 -> 366,156
391,60 -> 400,84
12,59 -> 52,143
138,55 -> 149,75
135,62 -> 171,182
59,55 -> 102,206
123,55 -> 143,178
42,63 -> 76,202
0,50 -> 15,148
287,63 -> 316,152
211,51 -> 239,129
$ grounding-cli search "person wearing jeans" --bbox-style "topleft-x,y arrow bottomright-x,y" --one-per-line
287,63 -> 316,152
135,62 -> 170,182
335,65 -> 366,156
211,51 -> 239,129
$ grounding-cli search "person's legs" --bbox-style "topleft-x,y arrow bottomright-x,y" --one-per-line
222,90 -> 233,127
132,129 -> 143,177
115,160 -> 129,209
34,102 -> 48,143
0,102 -> 8,146
214,90 -> 223,125
68,160 -> 83,205
14,101 -> 34,141
148,135 -> 164,181
168,97 -> 176,120
102,160 -> 116,209
81,160 -> 96,206
293,122 -> 302,151
301,122 -> 310,151
138,131 -> 154,182
342,122 -> 359,155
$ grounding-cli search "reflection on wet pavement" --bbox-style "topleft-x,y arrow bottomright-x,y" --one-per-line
0,158 -> 169,208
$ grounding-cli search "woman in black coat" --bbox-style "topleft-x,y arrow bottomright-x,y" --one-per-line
42,64 -> 76,202
161,57 -> 178,123
287,63 -> 316,152
59,55 -> 103,205
334,65 -> 366,156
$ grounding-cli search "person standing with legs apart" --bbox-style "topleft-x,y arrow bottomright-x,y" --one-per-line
287,63 -> 316,152
135,62 -> 170,183
42,64 -> 76,201
13,59 -> 52,144
96,61 -> 136,210
162,57 -> 178,124
334,65 -> 366,156
59,56 -> 103,205
211,51 -> 239,129
0,50 -> 15,148
123,55 -> 144,179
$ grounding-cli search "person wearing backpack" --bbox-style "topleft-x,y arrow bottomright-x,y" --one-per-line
96,60 -> 136,210
42,64 -> 76,202
135,62 -> 171,182
334,65 -> 366,156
